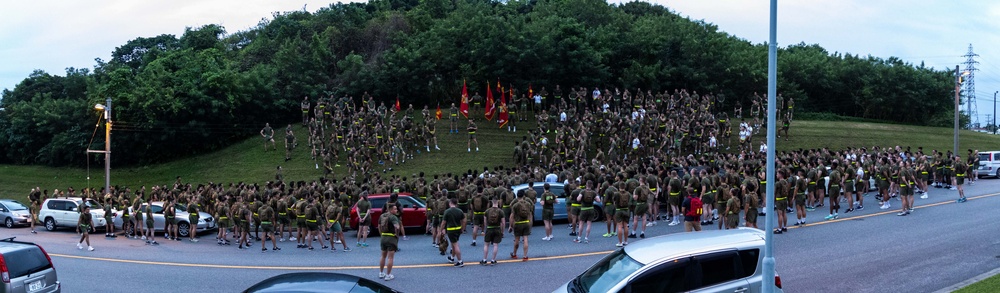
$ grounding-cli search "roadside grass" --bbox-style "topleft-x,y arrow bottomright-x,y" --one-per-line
2,118 -> 998,205
954,271 -> 1000,293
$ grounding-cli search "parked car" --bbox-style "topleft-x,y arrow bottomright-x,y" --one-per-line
0,237 -> 61,293
978,151 -> 1000,178
243,272 -> 399,293
349,193 -> 427,231
37,198 -> 109,232
1,199 -> 32,228
555,228 -> 783,293
112,201 -> 216,238
511,182 -> 604,223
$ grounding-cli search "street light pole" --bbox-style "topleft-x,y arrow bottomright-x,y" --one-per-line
88,98 -> 112,196
762,0 -> 777,292
954,66 -> 960,156
103,97 -> 112,196
993,91 -> 997,135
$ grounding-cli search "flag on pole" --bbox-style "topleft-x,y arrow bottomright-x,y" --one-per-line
460,79 -> 469,118
436,104 -> 443,120
485,81 -> 496,121
498,86 -> 509,128
529,84 -> 533,97
394,96 -> 401,112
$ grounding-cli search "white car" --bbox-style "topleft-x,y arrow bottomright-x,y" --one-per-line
556,228 -> 783,293
38,197 -> 110,231
112,201 -> 215,237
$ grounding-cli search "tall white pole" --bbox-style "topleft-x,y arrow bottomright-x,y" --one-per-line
104,97 -> 112,196
954,66 -> 960,156
762,0 -> 778,292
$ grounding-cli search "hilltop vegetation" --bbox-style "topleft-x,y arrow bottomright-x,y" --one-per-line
0,0 -> 954,167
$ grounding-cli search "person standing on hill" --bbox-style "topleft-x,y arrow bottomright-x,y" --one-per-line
467,119 -> 479,152
285,125 -> 296,162
261,123 -> 276,151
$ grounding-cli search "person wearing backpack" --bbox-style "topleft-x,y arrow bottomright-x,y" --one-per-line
481,198 -> 505,266
681,187 -> 703,232
614,180 -> 632,247
469,188 -> 488,247
574,180 -> 601,244
510,196 -> 533,261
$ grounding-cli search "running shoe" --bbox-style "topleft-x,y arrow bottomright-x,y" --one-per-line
824,214 -> 834,220
384,274 -> 394,281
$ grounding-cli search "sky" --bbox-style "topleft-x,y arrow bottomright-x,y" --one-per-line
2,0 -> 999,124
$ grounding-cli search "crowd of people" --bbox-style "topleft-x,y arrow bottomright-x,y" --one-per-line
22,85 -> 983,282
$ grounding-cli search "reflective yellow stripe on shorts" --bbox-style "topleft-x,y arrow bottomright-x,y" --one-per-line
474,212 -> 485,215
515,220 -> 530,224
328,220 -> 338,223
571,204 -> 581,207
381,233 -> 395,237
446,226 -> 462,231
307,220 -> 317,223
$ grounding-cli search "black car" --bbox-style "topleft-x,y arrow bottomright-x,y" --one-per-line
243,272 -> 400,293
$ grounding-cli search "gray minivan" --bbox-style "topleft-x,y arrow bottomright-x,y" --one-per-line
0,237 -> 60,293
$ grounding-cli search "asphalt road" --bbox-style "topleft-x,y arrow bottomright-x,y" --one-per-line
4,178 -> 998,293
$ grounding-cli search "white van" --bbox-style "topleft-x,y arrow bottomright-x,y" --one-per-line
978,151 -> 1000,178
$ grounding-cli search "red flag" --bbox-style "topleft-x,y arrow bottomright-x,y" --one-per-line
529,84 -> 533,97
485,82 -> 496,121
435,104 -> 443,120
498,87 -> 509,128
460,80 -> 469,118
394,96 -> 401,112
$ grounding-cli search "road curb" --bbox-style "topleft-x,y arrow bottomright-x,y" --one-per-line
933,266 -> 1000,293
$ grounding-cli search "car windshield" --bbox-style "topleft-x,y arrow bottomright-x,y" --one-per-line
3,200 -> 28,210
574,249 -> 643,293
82,199 -> 103,210
979,153 -> 990,162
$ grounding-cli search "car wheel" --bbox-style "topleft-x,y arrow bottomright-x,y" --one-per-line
45,217 -> 56,231
4,217 -> 12,228
178,222 -> 190,237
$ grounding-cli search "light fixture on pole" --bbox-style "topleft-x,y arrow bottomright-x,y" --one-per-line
87,98 -> 112,196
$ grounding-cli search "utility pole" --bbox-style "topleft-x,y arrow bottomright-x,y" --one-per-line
762,0 -> 777,292
994,91 -> 997,135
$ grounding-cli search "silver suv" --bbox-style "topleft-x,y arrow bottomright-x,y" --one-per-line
37,198 -> 109,232
556,228 -> 783,293
0,237 -> 60,292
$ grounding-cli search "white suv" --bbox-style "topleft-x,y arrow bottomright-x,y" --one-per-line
38,197 -> 109,232
556,228 -> 783,293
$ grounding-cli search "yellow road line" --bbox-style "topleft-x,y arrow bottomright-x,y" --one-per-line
50,192 -> 998,270
788,191 -> 999,229
49,250 -> 613,270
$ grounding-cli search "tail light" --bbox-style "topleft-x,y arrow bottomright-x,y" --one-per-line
775,275 -> 782,289
0,254 -> 9,283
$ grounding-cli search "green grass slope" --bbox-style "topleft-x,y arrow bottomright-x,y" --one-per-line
2,119 -> 998,204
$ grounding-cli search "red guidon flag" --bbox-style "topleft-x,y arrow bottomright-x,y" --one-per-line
394,96 -> 401,112
435,104 -> 443,120
498,86 -> 509,128
460,80 -> 469,118
485,82 -> 496,121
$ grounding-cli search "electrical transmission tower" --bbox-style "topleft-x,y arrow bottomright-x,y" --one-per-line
963,44 -> 979,128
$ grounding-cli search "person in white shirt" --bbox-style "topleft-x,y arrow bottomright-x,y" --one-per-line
759,142 -> 767,153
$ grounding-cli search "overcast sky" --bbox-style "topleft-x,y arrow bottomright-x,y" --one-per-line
3,0 -> 998,123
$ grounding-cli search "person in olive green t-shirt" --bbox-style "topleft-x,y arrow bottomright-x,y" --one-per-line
356,193 -> 372,247
379,204 -> 401,281
444,199 -> 466,267
540,184 -> 556,241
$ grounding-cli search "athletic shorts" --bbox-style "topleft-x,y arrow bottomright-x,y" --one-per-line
447,231 -> 461,243
542,209 -> 554,221
359,215 -> 371,226
307,222 -> 319,232
956,176 -> 965,185
261,224 -> 274,233
513,223 -> 531,237
615,210 -> 630,223
329,222 -> 342,233
604,205 -> 616,220
701,193 -> 715,205
218,218 -> 231,228
828,186 -> 841,198
278,216 -> 290,225
570,206 -> 580,217
484,228 -> 502,244
774,199 -> 788,211
794,194 -> 807,206
473,214 -> 485,227
745,209 -> 758,224
633,203 -> 648,216
668,196 -> 680,207
579,208 -> 596,222
381,235 -> 398,252
845,182 -> 856,193
726,214 -> 740,228
145,218 -> 154,229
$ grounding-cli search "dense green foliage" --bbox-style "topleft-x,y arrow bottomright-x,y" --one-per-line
0,0 -> 956,167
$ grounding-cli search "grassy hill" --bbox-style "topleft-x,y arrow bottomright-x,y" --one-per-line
2,119 -> 998,204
